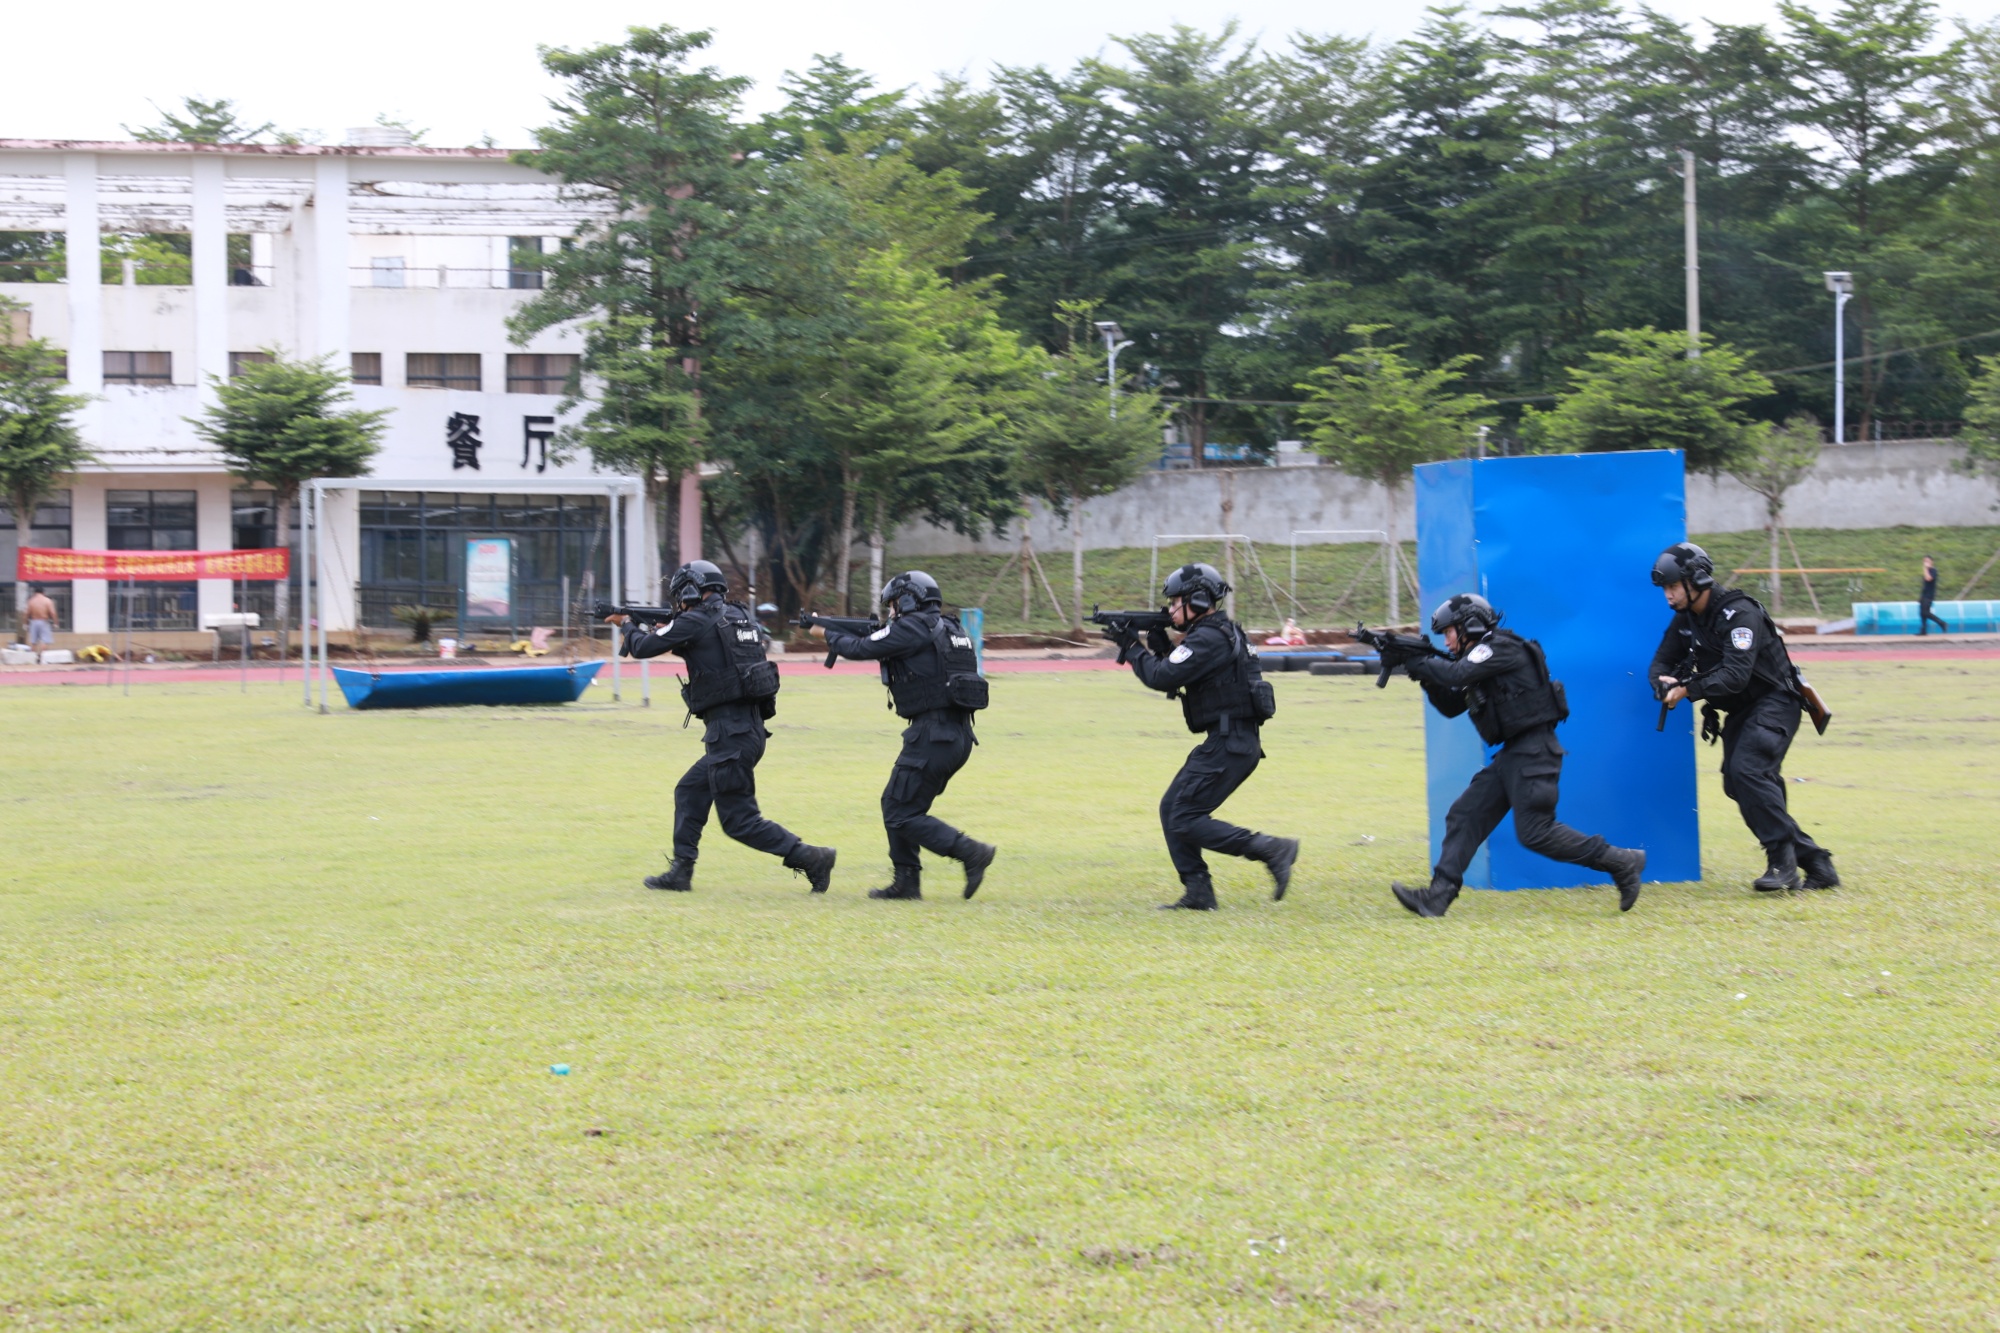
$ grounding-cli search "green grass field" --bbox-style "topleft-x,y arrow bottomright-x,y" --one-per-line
3,662 -> 1996,1329
871,525 -> 2000,634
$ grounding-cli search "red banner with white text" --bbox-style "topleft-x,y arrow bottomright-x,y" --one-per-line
16,548 -> 291,581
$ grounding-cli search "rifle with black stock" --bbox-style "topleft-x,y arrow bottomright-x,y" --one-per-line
1087,604 -> 1175,665
794,610 -> 882,669
593,599 -> 678,628
1352,623 -> 1447,689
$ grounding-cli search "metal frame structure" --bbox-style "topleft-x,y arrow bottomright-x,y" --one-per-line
302,476 -> 642,714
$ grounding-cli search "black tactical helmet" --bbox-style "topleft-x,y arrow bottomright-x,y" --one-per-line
1430,592 -> 1499,644
668,559 -> 728,606
880,570 -> 942,614
1162,563 -> 1230,613
1651,542 -> 1715,590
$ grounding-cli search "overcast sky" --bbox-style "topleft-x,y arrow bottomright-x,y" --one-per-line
11,0 -> 1996,147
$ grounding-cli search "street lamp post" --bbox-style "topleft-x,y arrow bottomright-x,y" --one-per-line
1094,320 -> 1134,419
1823,271 -> 1853,444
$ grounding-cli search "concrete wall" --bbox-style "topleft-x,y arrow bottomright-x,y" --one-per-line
890,440 -> 2000,556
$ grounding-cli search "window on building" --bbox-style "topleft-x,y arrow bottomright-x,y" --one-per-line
358,490 -> 610,633
351,352 -> 383,386
505,353 -> 578,395
231,489 -> 300,621
228,351 -> 274,378
0,489 -> 72,633
0,231 -> 61,284
103,351 -> 172,386
228,234 -> 265,287
371,256 -> 406,288
107,489 -> 197,630
407,353 -> 481,391
508,236 -> 545,290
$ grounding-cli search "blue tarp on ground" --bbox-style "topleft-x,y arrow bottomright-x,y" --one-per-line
1413,451 -> 1701,889
332,660 -> 605,709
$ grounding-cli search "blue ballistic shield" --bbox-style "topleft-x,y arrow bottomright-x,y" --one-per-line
1411,451 -> 1700,888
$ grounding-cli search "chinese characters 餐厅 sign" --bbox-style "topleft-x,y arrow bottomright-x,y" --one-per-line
464,538 -> 512,618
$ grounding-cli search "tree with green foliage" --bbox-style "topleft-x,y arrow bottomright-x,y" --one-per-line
756,54 -> 911,161
1523,328 -> 1773,472
126,97 -> 274,144
1014,320 -> 1171,627
510,24 -> 765,595
804,246 -> 1027,610
1295,325 -> 1485,621
188,352 -> 388,656
0,311 -> 91,623
1728,414 -> 1822,615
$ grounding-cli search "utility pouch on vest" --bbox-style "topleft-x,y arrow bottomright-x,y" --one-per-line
1250,677 -> 1277,722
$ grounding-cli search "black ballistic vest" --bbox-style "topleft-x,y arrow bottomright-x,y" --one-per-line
1464,629 -> 1568,745
1179,615 -> 1276,733
886,612 -> 990,718
680,601 -> 781,717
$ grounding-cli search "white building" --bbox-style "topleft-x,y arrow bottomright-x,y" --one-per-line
0,133 -> 647,640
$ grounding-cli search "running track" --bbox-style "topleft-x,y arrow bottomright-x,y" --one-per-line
5,644 -> 1994,690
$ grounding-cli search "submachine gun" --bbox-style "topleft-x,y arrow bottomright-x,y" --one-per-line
1352,623 -> 1447,688
1087,605 -> 1176,665
1654,652 -> 1697,732
793,610 -> 882,669
593,600 -> 678,628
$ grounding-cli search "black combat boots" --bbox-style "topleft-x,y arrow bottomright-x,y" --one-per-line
1249,835 -> 1300,900
1391,877 -> 1459,918
644,857 -> 694,892
955,838 -> 997,899
783,842 -> 837,894
868,866 -> 922,900
1159,873 -> 1218,911
1752,844 -> 1800,892
1798,846 -> 1840,890
1600,847 -> 1647,912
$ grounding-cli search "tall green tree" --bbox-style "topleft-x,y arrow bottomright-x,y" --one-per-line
1013,323 -> 1171,627
1522,327 -> 1772,472
511,24 -> 764,595
126,96 -> 274,144
1728,414 -> 1821,615
188,351 -> 388,655
1295,325 -> 1486,621
0,313 -> 91,622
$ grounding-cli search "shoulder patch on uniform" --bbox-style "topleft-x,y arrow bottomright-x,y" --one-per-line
1467,643 -> 1493,663
1168,644 -> 1193,663
1729,626 -> 1754,650
869,625 -> 893,640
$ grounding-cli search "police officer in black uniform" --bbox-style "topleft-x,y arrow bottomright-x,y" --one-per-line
811,571 -> 997,901
1107,563 -> 1299,911
613,560 -> 837,894
1386,594 -> 1646,917
1649,542 -> 1838,892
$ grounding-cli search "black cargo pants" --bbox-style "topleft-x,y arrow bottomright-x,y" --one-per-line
1717,690 -> 1825,862
1435,726 -> 1613,888
673,701 -> 802,863
882,709 -> 977,872
1160,722 -> 1264,878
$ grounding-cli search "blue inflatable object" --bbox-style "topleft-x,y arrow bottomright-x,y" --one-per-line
1413,451 -> 1701,889
1853,600 -> 1998,634
331,660 -> 605,709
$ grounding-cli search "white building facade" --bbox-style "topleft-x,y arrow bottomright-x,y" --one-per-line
0,135 -> 644,638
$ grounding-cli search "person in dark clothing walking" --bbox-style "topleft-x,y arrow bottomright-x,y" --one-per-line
810,571 -> 996,901
1386,594 -> 1646,918
1649,542 -> 1837,892
1919,555 -> 1948,635
1105,563 -> 1299,911
613,560 -> 837,895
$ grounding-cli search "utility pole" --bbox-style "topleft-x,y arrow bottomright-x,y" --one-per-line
1681,148 -> 1700,359
1824,272 -> 1854,444
1094,320 -> 1134,419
